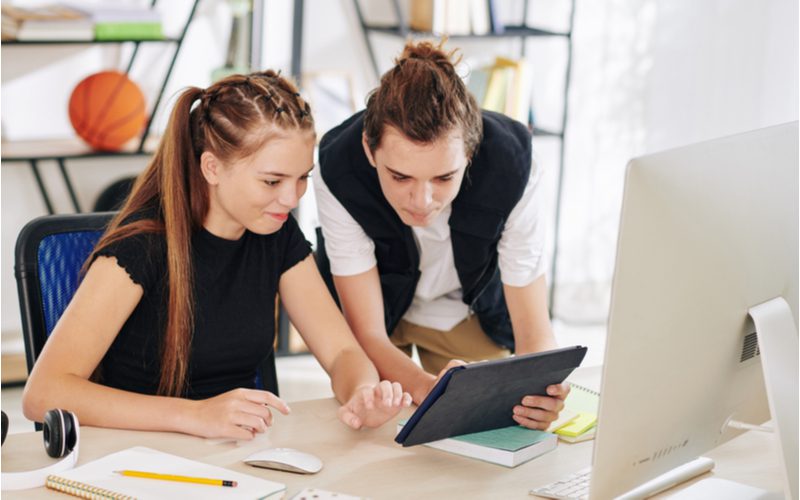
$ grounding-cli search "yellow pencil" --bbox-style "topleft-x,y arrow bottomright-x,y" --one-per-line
113,470 -> 238,487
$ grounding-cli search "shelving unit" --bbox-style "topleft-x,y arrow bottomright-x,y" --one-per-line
0,0 -> 200,214
352,0 -> 575,314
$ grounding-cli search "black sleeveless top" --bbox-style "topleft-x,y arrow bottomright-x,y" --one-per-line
93,215 -> 311,399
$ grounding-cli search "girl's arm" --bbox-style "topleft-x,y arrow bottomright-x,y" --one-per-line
22,256 -> 286,440
278,255 -> 411,429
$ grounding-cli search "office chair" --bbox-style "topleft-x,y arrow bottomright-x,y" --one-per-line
14,213 -> 278,412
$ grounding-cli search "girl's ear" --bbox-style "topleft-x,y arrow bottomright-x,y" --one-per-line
361,133 -> 377,168
200,152 -> 221,185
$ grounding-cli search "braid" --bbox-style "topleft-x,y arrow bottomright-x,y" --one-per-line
190,70 -> 314,161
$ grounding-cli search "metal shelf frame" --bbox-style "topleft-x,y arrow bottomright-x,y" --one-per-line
1,0 -> 201,214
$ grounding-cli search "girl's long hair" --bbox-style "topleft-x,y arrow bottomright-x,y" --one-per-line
88,71 -> 314,396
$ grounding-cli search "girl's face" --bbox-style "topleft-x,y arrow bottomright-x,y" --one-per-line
202,129 -> 315,239
363,126 -> 468,227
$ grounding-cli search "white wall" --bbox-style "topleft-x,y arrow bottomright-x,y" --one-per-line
557,0 -> 798,321
2,0 -> 797,345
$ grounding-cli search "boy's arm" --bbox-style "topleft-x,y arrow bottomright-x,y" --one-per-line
333,266 -> 436,404
504,275 -> 570,430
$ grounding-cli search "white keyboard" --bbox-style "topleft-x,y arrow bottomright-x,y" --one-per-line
530,466 -> 592,500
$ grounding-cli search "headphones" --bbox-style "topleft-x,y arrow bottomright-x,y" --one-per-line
1,409 -> 80,491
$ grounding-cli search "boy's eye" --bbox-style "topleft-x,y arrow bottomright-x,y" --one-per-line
264,180 -> 281,186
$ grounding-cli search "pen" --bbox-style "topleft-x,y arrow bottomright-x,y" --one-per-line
113,470 -> 238,487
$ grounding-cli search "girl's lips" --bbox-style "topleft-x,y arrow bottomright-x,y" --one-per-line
268,212 -> 289,221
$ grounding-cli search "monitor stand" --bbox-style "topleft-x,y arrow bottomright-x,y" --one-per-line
749,296 -> 798,500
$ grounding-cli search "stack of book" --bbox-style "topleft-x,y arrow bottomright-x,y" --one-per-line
1,3 -> 162,42
408,0 -> 501,36
467,56 -> 533,125
398,420 -> 557,467
2,4 -> 93,41
548,383 -> 600,443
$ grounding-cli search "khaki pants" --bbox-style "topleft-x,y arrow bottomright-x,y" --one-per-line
391,314 -> 511,374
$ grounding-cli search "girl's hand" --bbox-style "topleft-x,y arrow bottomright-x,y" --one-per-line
338,380 -> 412,430
187,388 -> 290,440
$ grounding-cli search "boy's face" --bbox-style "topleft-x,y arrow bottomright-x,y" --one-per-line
363,126 -> 469,227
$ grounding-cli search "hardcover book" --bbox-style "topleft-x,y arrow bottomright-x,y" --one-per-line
398,421 -> 557,467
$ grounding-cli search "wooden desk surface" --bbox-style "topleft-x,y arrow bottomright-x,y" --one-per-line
1,368 -> 785,499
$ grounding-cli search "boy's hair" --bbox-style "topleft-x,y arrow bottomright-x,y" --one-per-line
363,39 -> 482,158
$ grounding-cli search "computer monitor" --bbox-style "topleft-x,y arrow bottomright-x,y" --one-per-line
589,122 -> 798,499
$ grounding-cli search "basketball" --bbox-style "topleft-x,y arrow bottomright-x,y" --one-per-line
68,71 -> 147,151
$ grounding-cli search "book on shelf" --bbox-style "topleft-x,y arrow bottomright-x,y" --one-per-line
1,3 -> 163,42
482,63 -> 511,114
398,420 -> 558,467
1,4 -> 93,41
468,0 -> 491,35
69,3 -> 163,41
468,56 -> 533,126
466,66 -> 492,106
45,446 -> 285,500
496,56 -> 533,124
408,0 -> 500,35
444,0 -> 471,35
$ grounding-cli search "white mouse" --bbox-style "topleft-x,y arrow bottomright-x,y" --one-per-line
243,447 -> 323,474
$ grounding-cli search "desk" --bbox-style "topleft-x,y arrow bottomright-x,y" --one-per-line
1,369 -> 784,499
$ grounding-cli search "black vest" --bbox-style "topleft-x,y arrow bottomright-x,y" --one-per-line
318,110 -> 532,350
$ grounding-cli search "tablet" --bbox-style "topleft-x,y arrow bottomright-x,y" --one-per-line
395,345 -> 587,446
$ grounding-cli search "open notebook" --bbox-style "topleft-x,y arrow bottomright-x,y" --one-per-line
46,446 -> 285,500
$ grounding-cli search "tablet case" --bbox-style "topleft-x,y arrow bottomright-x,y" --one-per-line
395,345 -> 587,446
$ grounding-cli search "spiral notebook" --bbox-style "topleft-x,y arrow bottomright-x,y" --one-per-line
45,446 -> 285,500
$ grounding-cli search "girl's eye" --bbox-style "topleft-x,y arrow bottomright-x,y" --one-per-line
391,175 -> 409,182
300,174 -> 311,181
437,175 -> 454,182
264,180 -> 281,186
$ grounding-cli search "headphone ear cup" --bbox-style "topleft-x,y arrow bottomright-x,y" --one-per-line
1,410 -> 8,446
43,409 -> 71,458
62,411 -> 77,453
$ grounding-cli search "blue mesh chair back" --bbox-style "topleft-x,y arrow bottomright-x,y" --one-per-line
14,212 -> 279,395
14,213 -> 114,375
38,231 -> 104,337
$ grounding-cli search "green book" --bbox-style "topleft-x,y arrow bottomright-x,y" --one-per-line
94,22 -> 163,40
398,421 -> 557,467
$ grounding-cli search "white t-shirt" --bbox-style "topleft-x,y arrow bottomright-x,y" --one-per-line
313,162 -> 547,331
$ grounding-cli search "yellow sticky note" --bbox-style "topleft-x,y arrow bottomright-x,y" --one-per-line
554,412 -> 597,437
547,408 -> 579,433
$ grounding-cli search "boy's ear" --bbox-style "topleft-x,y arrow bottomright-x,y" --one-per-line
361,133 -> 377,168
200,152 -> 221,185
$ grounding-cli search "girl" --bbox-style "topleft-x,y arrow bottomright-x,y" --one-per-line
22,71 -> 411,440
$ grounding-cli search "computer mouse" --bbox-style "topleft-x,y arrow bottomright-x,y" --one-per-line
243,447 -> 323,474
